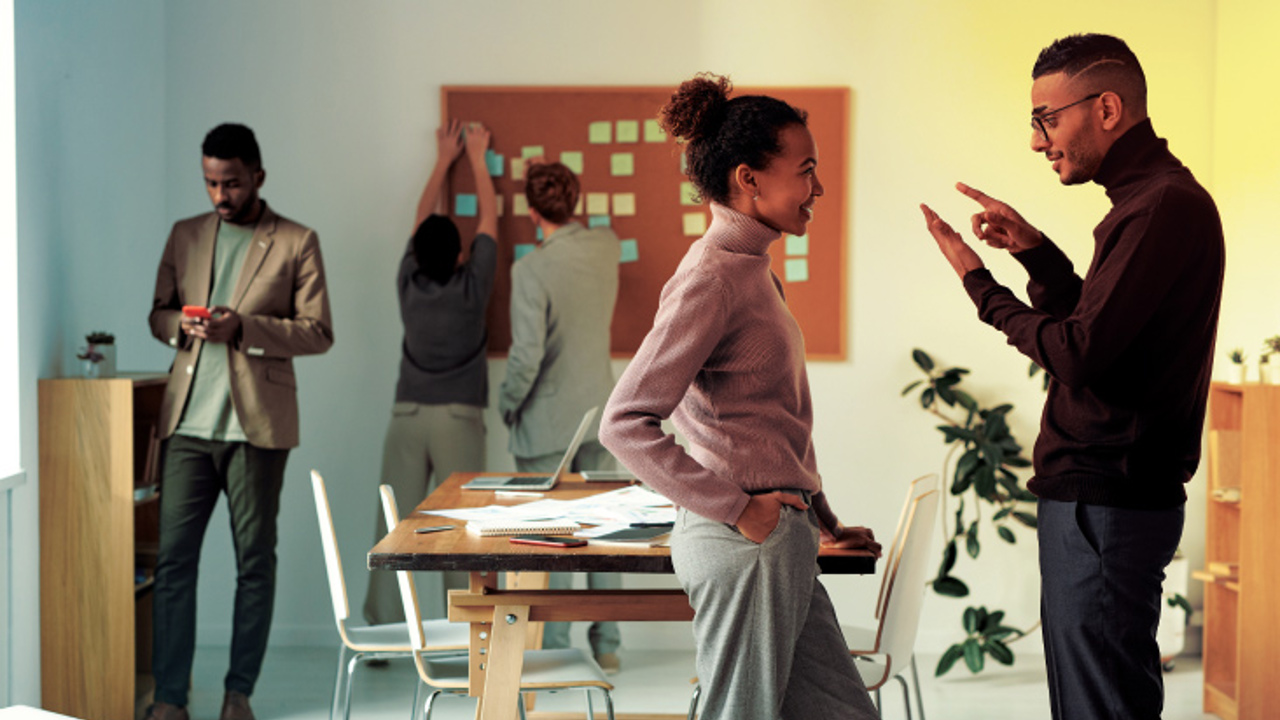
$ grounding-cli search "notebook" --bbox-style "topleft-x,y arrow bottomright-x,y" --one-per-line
585,525 -> 671,547
466,519 -> 583,537
462,407 -> 599,491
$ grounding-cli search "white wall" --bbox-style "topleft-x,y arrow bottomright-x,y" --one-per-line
14,0 -> 1252,698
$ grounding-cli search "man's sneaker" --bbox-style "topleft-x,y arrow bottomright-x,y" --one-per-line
595,652 -> 621,676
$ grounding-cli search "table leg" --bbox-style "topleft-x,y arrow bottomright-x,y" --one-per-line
478,604 -> 530,720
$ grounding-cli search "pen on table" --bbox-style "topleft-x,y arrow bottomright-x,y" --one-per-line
630,522 -> 675,528
414,525 -> 455,534
495,490 -> 542,498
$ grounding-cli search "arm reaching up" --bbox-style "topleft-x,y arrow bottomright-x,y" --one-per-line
464,123 -> 497,240
414,119 -> 465,228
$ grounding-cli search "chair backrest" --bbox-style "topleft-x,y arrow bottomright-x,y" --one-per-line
311,470 -> 352,626
870,489 -> 940,687
875,474 -> 939,620
379,483 -> 428,652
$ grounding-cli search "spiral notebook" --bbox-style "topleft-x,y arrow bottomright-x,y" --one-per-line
466,519 -> 583,537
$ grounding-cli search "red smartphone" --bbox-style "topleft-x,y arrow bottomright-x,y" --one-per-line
509,535 -> 587,548
182,305 -> 212,320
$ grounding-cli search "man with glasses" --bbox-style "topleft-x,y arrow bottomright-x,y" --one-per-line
921,34 -> 1223,720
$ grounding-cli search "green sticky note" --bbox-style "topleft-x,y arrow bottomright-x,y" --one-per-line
619,239 -> 639,263
611,153 -> 634,177
784,258 -> 809,283
644,119 -> 666,143
616,120 -> 640,143
514,244 -> 535,261
680,181 -> 700,206
785,234 -> 809,256
560,151 -> 584,174
589,121 -> 612,144
588,215 -> 612,228
455,194 -> 477,217
521,145 -> 544,159
485,150 -> 504,177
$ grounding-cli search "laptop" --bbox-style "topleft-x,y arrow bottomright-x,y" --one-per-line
462,406 -> 599,491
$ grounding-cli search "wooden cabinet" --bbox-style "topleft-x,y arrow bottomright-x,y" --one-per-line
1198,383 -> 1280,720
40,375 -> 168,720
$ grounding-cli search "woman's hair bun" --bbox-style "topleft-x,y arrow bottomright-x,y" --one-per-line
660,72 -> 731,143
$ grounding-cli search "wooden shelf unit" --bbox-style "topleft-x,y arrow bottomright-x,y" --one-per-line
39,374 -> 168,720
1199,383 -> 1280,720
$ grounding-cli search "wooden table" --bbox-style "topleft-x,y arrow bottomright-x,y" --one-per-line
368,472 -> 875,720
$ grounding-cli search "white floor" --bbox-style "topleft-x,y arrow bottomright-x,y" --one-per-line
189,644 -> 1218,719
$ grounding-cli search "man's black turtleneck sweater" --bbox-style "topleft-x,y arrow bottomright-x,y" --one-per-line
962,119 -> 1225,510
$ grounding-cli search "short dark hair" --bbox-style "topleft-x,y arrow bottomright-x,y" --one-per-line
1033,34 -> 1147,114
525,162 -> 580,225
659,73 -> 808,205
412,214 -> 462,285
202,123 -> 262,170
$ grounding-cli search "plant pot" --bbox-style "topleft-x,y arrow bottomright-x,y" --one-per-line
1261,363 -> 1279,385
96,343 -> 116,378
1232,363 -> 1247,385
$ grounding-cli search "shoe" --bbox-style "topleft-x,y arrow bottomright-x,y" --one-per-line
220,690 -> 255,720
595,652 -> 621,676
365,658 -> 390,668
144,702 -> 189,720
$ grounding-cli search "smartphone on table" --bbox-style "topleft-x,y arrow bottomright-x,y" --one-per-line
509,535 -> 587,548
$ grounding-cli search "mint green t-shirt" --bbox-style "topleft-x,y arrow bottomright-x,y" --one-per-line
175,220 -> 256,442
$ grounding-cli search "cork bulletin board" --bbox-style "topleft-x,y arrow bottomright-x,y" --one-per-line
442,85 -> 849,360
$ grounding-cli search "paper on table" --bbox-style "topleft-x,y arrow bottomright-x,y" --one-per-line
420,485 -> 674,527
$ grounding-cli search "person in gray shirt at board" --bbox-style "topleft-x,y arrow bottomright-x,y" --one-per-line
499,160 -> 623,673
363,120 -> 497,624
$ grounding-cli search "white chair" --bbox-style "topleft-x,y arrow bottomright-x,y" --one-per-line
847,487 -> 940,720
379,483 -> 617,720
843,474 -> 939,718
310,470 -> 469,720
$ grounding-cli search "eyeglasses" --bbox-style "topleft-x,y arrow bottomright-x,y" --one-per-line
1031,93 -> 1102,142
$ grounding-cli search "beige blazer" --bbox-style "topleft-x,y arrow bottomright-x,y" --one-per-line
149,203 -> 334,449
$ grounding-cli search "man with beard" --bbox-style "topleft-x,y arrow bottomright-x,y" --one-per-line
146,123 -> 334,720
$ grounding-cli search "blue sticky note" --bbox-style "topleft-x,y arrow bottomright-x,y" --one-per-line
619,239 -> 639,263
784,258 -> 809,283
785,234 -> 809,256
514,244 -> 535,261
455,194 -> 477,217
588,215 -> 612,228
536,226 -> 544,241
486,150 -> 504,177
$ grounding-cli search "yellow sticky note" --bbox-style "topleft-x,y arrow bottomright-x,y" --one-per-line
511,158 -> 526,181
616,120 -> 640,143
785,234 -> 809,256
612,193 -> 636,216
495,195 -> 505,217
680,181 -> 700,206
589,121 -> 612,144
682,212 -> 707,236
521,145 -> 544,159
644,119 -> 666,143
574,195 -> 584,216
586,192 -> 610,215
512,195 -> 529,216
560,151 -> 584,174
784,258 -> 809,283
610,153 -> 634,177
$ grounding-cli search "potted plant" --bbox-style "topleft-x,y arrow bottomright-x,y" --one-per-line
1262,337 -> 1280,384
1228,348 -> 1247,384
77,331 -> 116,378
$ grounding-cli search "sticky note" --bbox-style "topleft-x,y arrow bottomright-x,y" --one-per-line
514,244 -> 535,261
588,215 -> 612,228
511,158 -> 526,181
589,121 -> 612,144
512,195 -> 529,216
455,194 -> 478,217
784,258 -> 809,282
586,192 -> 610,215
616,120 -> 640,143
560,151 -> 584,174
644,119 -> 666,143
680,181 -> 700,206
521,145 -> 544,160
536,226 -> 544,241
610,153 -> 634,177
612,193 -> 636,217
619,239 -> 639,263
485,150 -> 504,177
574,196 -> 584,216
495,195 -> 505,217
785,234 -> 809,256
682,212 -> 707,236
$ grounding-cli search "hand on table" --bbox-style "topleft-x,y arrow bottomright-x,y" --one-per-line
821,525 -> 882,556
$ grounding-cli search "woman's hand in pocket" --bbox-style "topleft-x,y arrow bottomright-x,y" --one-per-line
735,492 -> 809,544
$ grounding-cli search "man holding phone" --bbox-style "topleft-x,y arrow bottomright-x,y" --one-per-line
147,123 -> 334,720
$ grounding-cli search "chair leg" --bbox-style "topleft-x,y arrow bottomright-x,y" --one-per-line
584,688 -> 595,719
687,684 -> 701,720
873,687 -> 882,717
910,654 -> 926,720
329,645 -> 349,720
343,651 -> 364,720
421,689 -> 442,720
409,680 -> 422,720
601,688 -> 616,720
517,692 -> 528,720
893,674 -> 913,720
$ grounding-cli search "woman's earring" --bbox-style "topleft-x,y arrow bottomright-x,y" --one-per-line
753,194 -> 760,201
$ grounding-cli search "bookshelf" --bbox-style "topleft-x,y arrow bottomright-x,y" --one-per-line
1197,383 -> 1280,720
39,374 -> 168,720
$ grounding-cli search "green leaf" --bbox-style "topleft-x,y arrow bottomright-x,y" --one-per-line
939,538 -> 958,576
933,575 -> 970,597
985,610 -> 1005,629
1013,511 -> 1038,528
901,379 -> 924,396
920,387 -> 935,409
1167,593 -> 1193,618
992,506 -> 1012,521
937,384 -> 958,406
966,521 -> 981,559
913,349 -> 935,373
938,425 -> 975,444
963,638 -> 985,673
987,625 -> 1026,641
974,606 -> 989,631
963,606 -> 979,633
997,525 -> 1016,544
975,463 -> 997,500
989,403 -> 1014,415
935,644 -> 966,677
1005,455 -> 1032,468
1028,362 -> 1041,378
985,639 -> 1015,665
955,389 -> 978,412
954,499 -> 965,535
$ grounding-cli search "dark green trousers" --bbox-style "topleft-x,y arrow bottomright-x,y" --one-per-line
152,435 -> 289,706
